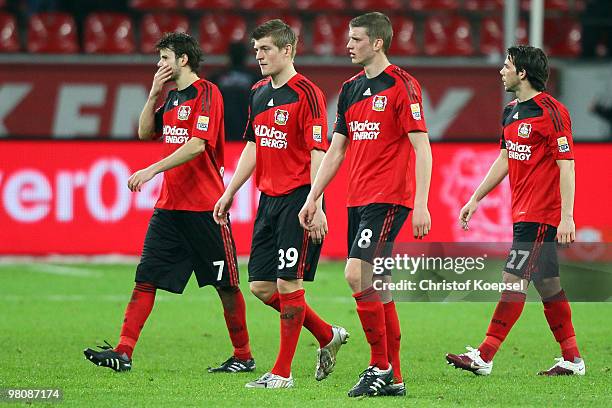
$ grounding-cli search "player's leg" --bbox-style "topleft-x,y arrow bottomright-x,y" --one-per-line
277,188 -> 348,381
446,271 -> 528,375
532,229 -> 584,376
244,193 -> 284,313
374,207 -> 409,393
245,195 -> 294,388
268,277 -> 306,382
446,222 -> 544,375
252,277 -> 340,358
346,204 -> 409,397
212,282 -> 255,373
177,212 -> 254,373
84,209 -> 193,371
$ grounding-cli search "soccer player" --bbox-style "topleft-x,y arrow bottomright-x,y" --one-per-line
84,32 -> 254,374
299,12 -> 433,397
445,45 -> 585,376
213,19 -> 348,389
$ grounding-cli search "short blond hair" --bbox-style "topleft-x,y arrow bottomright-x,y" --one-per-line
252,19 -> 298,58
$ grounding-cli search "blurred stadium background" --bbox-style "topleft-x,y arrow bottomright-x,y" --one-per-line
1,0 -> 610,257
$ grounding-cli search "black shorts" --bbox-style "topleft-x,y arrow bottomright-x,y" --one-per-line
504,222 -> 559,281
248,185 -> 321,282
135,209 -> 240,294
348,204 -> 410,264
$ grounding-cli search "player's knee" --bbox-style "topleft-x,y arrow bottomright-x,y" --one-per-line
344,265 -> 361,290
502,271 -> 528,293
276,278 -> 302,294
249,281 -> 275,302
379,289 -> 392,304
534,277 -> 562,299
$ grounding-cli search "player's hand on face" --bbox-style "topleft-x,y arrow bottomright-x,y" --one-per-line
308,208 -> 328,245
151,65 -> 173,96
556,216 -> 575,245
459,200 -> 478,231
412,206 -> 431,239
127,168 -> 155,192
213,193 -> 233,225
298,198 -> 317,230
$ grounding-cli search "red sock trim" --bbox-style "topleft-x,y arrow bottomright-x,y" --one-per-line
353,286 -> 381,302
543,289 -> 567,303
264,291 -> 281,311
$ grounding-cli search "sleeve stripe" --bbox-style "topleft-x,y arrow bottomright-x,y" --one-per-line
300,80 -> 323,118
206,82 -> 212,114
198,82 -> 211,114
541,97 -> 562,132
296,79 -> 321,118
394,68 -> 418,103
295,81 -> 316,118
541,97 -> 563,133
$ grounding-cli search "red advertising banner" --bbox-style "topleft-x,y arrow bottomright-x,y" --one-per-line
0,64 -> 506,140
1,141 -> 610,256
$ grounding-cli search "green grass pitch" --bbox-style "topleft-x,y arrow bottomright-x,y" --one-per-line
1,262 -> 610,407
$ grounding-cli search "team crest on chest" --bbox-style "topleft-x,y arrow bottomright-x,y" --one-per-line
372,95 -> 387,112
517,122 -> 532,138
177,105 -> 191,120
274,109 -> 289,126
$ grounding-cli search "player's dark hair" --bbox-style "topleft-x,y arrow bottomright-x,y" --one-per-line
507,45 -> 548,91
350,12 -> 393,54
251,19 -> 298,58
156,32 -> 203,73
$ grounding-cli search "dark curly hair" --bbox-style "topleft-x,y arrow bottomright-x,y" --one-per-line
156,32 -> 203,73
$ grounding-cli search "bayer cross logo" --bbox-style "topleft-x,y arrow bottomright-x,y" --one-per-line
177,105 -> 191,121
274,109 -> 289,126
372,95 -> 387,112
517,122 -> 532,138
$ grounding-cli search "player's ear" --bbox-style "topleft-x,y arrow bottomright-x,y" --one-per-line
179,53 -> 188,68
373,38 -> 384,52
517,68 -> 527,80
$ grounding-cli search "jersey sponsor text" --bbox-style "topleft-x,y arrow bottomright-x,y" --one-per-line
505,140 -> 531,161
255,124 -> 288,149
163,125 -> 188,137
349,120 -> 380,140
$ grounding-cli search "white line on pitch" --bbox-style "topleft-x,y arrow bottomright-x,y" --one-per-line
20,264 -> 104,278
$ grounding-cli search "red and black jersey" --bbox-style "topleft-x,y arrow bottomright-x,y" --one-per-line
244,73 -> 328,196
153,78 -> 225,211
500,92 -> 574,226
334,64 -> 428,208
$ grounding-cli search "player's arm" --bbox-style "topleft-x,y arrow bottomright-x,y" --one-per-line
213,141 -> 257,225
460,149 -> 509,229
138,65 -> 173,140
556,159 -> 576,244
299,133 -> 349,229
409,132 -> 432,239
306,148 -> 328,244
127,137 -> 206,192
